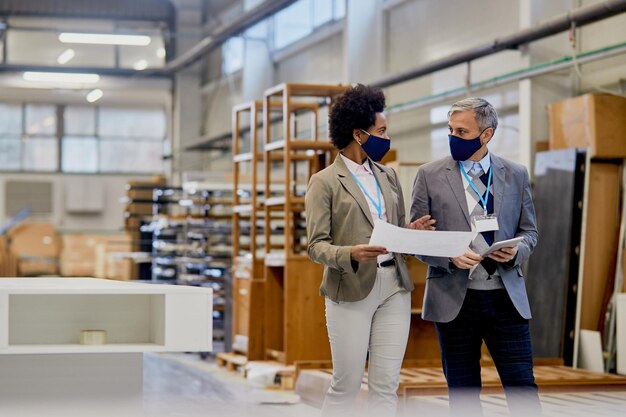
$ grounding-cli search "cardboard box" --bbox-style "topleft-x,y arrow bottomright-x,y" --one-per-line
59,234 -> 112,277
126,203 -> 153,216
94,234 -> 133,279
60,261 -> 94,277
19,258 -> 58,276
106,256 -> 135,281
548,93 -> 626,158
127,189 -> 155,201
8,222 -> 61,259
0,236 -> 18,277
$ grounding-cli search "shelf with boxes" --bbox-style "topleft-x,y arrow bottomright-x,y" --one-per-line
135,181 -> 233,351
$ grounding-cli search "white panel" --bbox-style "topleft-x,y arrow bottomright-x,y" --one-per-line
64,176 -> 105,213
8,294 -> 159,345
578,329 -> 604,372
618,294 -> 626,375
0,353 -> 142,413
164,293 -> 212,351
0,293 -> 8,350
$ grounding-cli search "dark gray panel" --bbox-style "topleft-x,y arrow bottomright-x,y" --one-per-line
527,148 -> 586,364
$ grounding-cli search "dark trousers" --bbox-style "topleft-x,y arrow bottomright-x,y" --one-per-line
435,289 -> 541,417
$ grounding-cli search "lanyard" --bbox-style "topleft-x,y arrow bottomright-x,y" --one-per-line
351,172 -> 383,219
459,161 -> 492,216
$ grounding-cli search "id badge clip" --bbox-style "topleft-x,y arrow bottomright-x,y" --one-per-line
472,213 -> 499,233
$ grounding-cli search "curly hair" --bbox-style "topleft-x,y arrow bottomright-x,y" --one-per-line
329,84 -> 386,149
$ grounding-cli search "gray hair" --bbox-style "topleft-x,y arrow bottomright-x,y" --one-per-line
447,97 -> 498,132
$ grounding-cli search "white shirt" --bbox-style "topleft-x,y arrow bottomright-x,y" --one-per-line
340,153 -> 393,263
459,151 -> 492,217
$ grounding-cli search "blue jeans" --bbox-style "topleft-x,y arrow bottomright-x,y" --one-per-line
435,289 -> 541,417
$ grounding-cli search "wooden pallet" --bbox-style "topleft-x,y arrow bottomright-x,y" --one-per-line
295,364 -> 626,407
216,354 -> 296,390
215,352 -> 248,372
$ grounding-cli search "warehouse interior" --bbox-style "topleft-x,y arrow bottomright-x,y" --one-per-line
1,0 -> 626,416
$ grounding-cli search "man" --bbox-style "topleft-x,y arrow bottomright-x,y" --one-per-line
410,97 -> 541,416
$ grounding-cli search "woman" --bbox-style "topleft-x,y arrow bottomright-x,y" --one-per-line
305,84 -> 433,416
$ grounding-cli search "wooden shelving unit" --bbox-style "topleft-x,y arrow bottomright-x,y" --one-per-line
232,100 -> 267,360
262,83 -> 348,364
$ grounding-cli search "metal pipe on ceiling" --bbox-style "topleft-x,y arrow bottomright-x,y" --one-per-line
163,0 -> 299,73
385,41 -> 626,115
371,0 -> 626,89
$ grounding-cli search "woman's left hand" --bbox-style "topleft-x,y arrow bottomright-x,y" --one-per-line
409,215 -> 436,231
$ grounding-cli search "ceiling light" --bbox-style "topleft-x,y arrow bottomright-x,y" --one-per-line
23,71 -> 100,83
156,48 -> 166,59
86,89 -> 103,103
59,33 -> 151,46
57,48 -> 75,64
133,60 -> 148,71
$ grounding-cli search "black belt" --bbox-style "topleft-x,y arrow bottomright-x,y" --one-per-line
377,258 -> 395,268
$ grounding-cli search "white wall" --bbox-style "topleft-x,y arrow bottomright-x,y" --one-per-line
0,173 -> 154,232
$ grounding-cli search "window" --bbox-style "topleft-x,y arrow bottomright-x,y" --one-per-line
0,103 -> 166,174
273,0 -> 346,50
0,104 -> 22,172
24,104 -> 57,172
219,0 -> 346,70
222,37 -> 245,75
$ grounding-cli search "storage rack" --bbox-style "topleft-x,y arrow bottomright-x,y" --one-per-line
232,100 -> 267,360
143,183 -> 233,352
262,83 -> 348,364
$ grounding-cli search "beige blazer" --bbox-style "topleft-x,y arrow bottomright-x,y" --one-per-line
305,154 -> 414,302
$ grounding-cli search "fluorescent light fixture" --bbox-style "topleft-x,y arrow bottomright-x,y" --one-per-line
156,47 -> 166,59
86,89 -> 103,103
23,71 -> 100,83
59,32 -> 151,46
57,48 -> 75,64
133,59 -> 148,71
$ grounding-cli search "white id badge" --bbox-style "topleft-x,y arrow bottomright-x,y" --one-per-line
473,214 -> 499,233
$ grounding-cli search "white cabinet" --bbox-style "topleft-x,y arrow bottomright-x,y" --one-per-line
0,278 -> 213,411
0,278 -> 212,354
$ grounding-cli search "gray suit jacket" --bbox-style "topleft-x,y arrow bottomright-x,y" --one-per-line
410,154 -> 538,323
306,154 -> 414,302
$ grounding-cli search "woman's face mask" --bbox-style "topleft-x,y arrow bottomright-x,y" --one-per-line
357,129 -> 390,162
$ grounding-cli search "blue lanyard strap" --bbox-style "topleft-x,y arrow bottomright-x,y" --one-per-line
350,172 -> 383,219
459,161 -> 492,215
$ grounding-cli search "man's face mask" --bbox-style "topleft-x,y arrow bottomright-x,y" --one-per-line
449,129 -> 487,161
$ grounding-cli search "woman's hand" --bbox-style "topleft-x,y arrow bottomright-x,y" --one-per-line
350,245 -> 388,263
409,215 -> 437,231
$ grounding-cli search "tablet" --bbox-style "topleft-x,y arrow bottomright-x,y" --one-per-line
480,237 -> 524,257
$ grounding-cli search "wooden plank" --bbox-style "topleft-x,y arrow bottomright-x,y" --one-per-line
580,162 -> 621,333
284,257 -> 330,364
264,264 -> 285,357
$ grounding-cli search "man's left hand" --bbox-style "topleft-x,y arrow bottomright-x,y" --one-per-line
488,246 -> 518,263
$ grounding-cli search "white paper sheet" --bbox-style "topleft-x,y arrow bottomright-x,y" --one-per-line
368,219 -> 474,257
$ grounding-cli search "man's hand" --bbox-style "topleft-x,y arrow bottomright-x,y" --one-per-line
451,250 -> 483,269
350,245 -> 388,263
409,215 -> 437,231
488,246 -> 518,263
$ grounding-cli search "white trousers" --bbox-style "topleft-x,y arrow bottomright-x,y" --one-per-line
322,266 -> 411,417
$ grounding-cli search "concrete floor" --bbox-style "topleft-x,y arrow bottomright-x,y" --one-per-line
143,353 -> 319,417
144,353 -> 626,417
